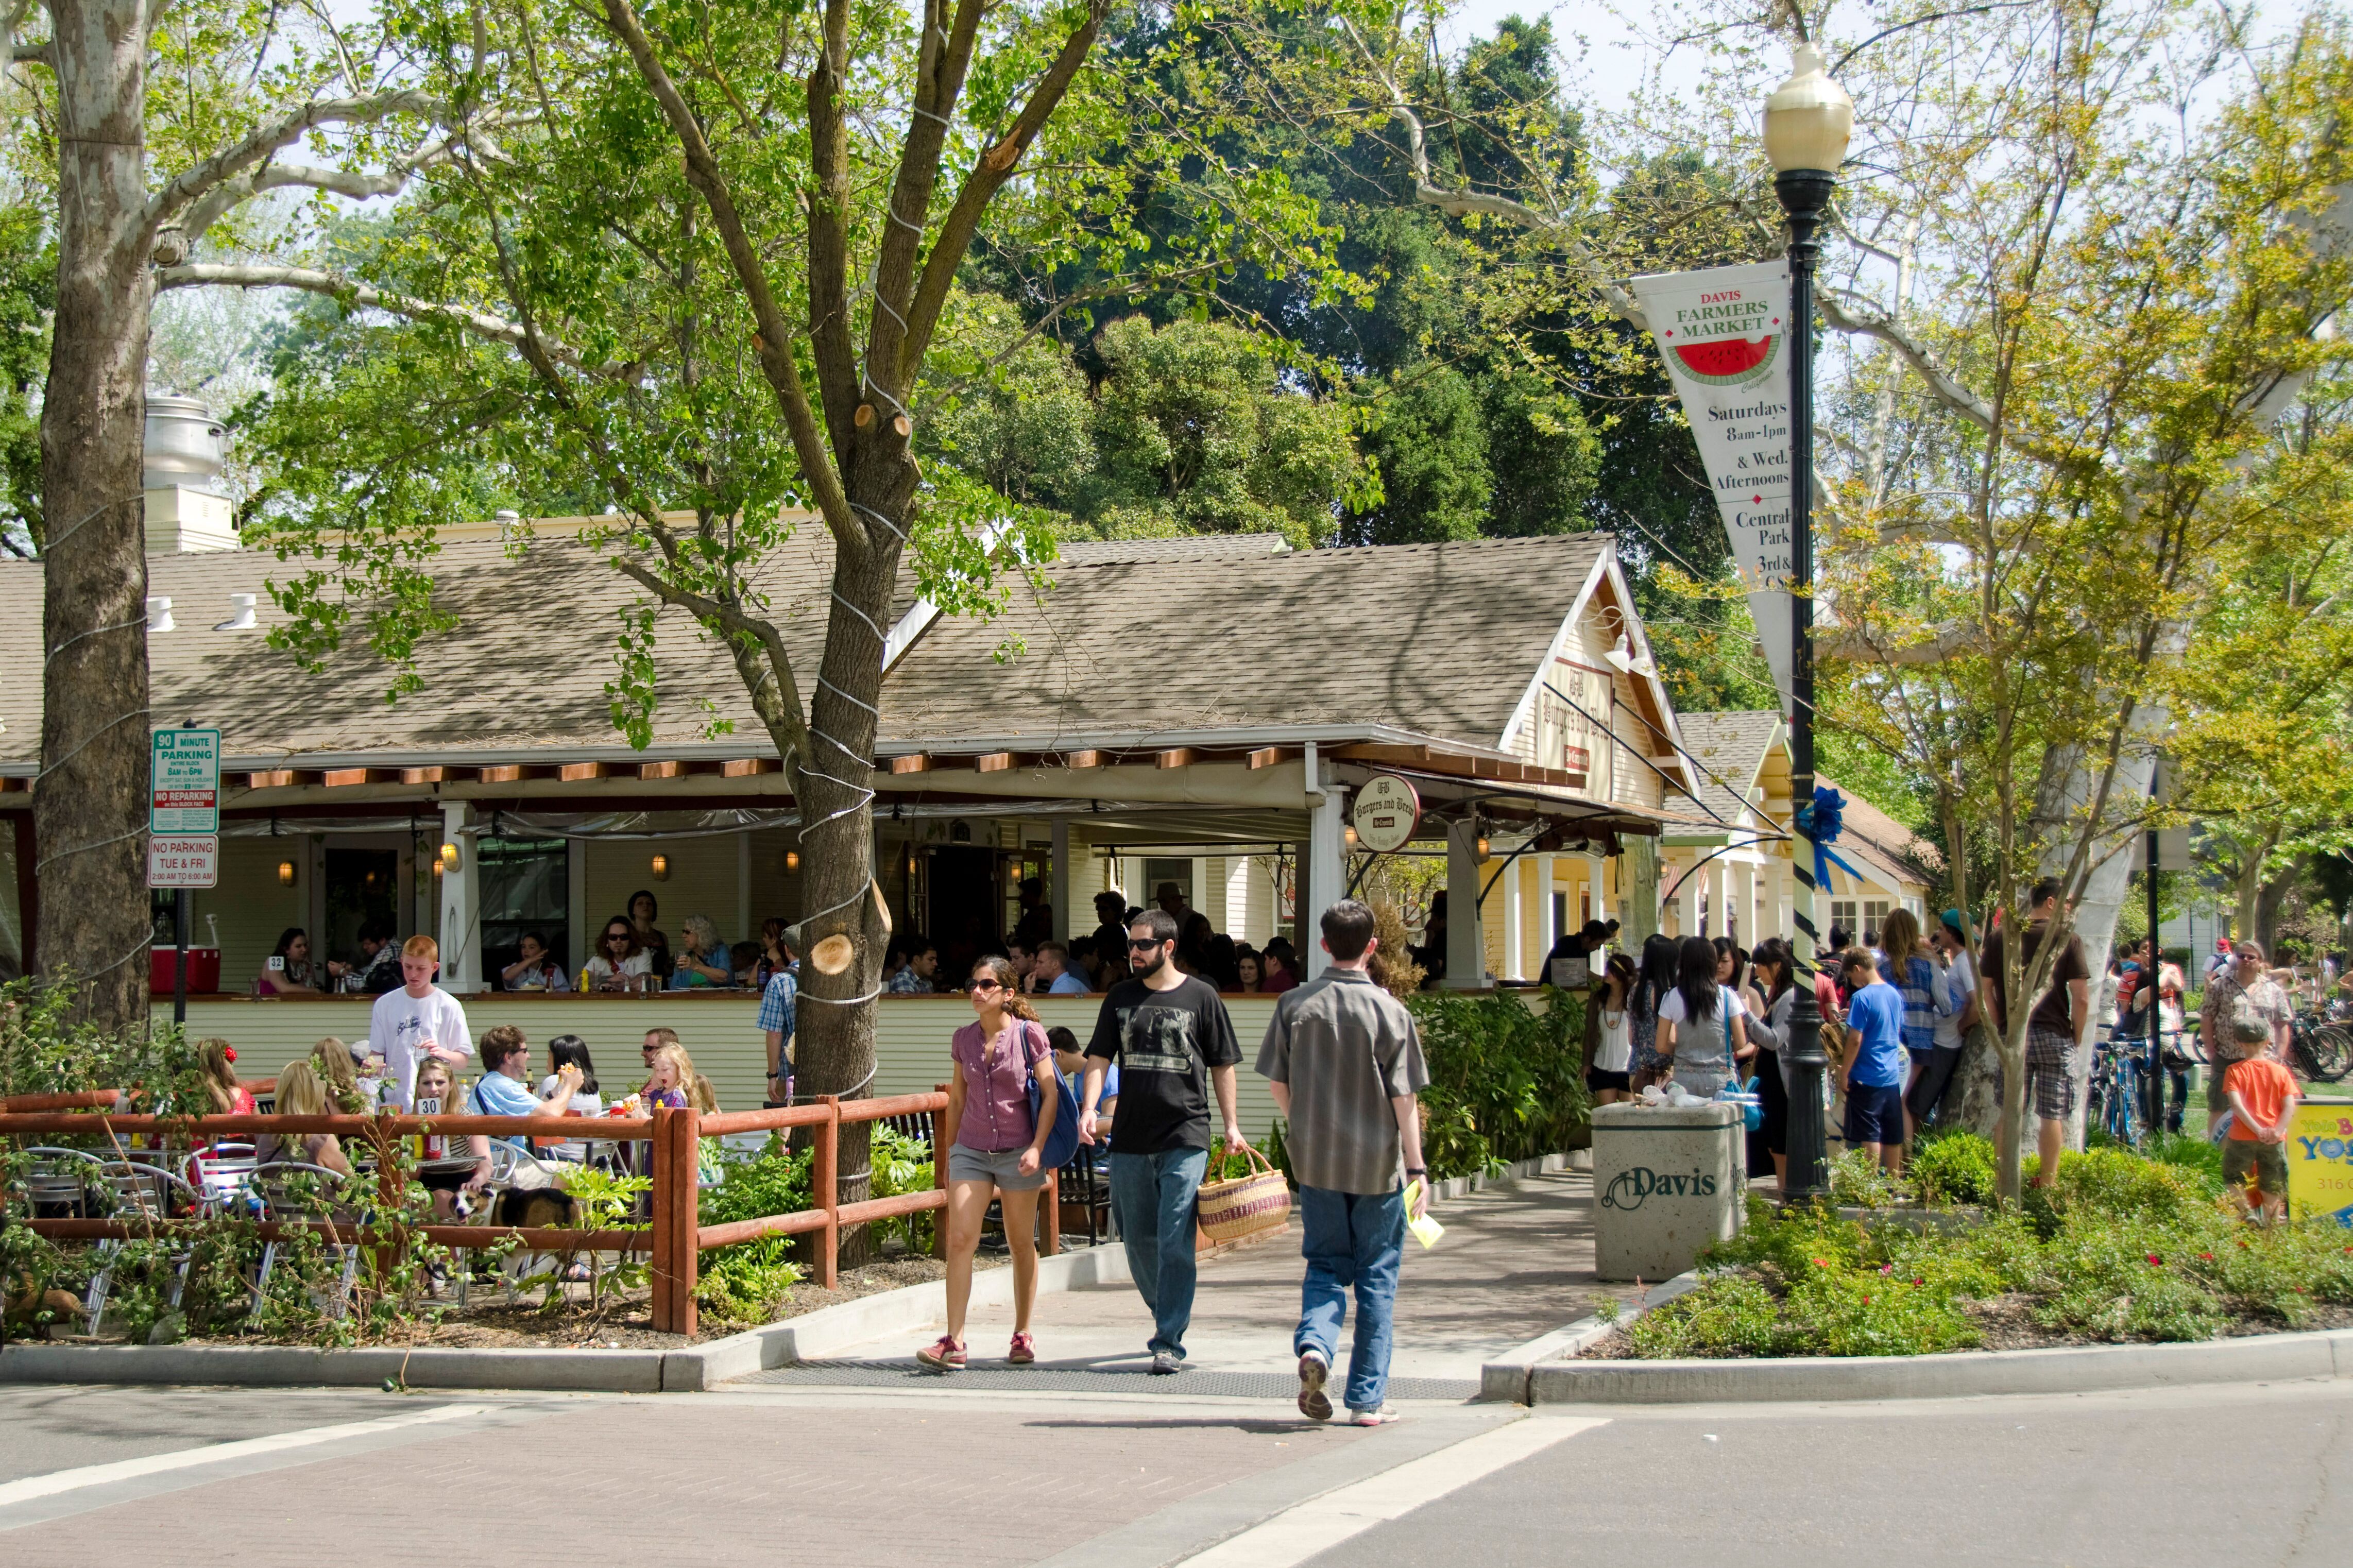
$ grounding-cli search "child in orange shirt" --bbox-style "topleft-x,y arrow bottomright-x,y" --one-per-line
2222,1052 -> 2301,1225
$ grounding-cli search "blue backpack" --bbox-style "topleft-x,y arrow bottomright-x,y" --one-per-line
1024,1024 -> 1085,1172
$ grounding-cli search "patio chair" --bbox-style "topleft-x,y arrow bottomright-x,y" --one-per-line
1055,1148 -> 1115,1247
250,1162 -> 362,1321
190,1144 -> 260,1212
57,1155 -> 212,1336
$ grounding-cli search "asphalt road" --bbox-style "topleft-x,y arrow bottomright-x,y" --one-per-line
3,1375 -> 2348,1565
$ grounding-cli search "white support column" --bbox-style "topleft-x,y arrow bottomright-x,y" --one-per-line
1444,820 -> 1486,990
1050,817 -> 1072,942
1588,850 -> 1607,932
1305,773 -> 1347,981
1711,858 -> 1732,942
567,838 -> 588,976
1680,855 -> 1703,940
1539,855 -> 1557,954
1502,852 -> 1525,981
438,801 -> 482,993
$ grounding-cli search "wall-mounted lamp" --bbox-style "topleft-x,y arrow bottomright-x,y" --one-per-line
1475,834 -> 1492,863
440,841 -> 460,872
431,855 -> 445,878
277,860 -> 297,888
785,850 -> 801,873
1343,824 -> 1358,847
650,853 -> 671,881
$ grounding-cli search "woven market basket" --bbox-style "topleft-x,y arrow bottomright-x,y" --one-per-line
1195,1146 -> 1291,1244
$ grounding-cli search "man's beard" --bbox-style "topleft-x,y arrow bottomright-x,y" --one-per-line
1133,949 -> 1167,980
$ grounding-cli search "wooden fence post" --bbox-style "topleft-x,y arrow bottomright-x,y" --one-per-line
813,1094 -> 839,1289
932,1084 -> 951,1260
371,1114 -> 400,1287
1043,1169 -> 1060,1257
673,1105 -> 700,1339
650,1108 -> 676,1334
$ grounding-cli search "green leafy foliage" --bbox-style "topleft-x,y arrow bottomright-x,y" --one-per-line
1404,988 -> 1589,1179
1629,1146 -> 2353,1359
1908,1130 -> 2000,1208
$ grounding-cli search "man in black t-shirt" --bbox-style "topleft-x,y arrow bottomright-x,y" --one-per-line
1081,908 -> 1244,1373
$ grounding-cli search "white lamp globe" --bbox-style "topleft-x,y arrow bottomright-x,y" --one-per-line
1763,42 -> 1854,175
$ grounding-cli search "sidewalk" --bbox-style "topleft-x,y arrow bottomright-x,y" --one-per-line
737,1169 -> 1637,1401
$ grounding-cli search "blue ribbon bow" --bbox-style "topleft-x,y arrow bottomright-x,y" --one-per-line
1796,785 -> 1867,893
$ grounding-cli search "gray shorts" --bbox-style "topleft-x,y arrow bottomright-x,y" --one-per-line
948,1143 -> 1048,1191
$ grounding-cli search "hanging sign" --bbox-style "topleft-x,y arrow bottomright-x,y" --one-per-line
151,727 -> 221,833
148,834 -> 219,889
1627,259 -> 1797,714
1351,775 -> 1422,854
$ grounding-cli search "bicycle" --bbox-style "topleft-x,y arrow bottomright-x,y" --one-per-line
2289,1011 -> 2353,1083
2085,1027 -> 2146,1146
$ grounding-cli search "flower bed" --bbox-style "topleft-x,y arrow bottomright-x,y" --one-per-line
1589,1136 -> 2353,1359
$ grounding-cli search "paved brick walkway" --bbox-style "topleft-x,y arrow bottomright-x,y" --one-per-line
1,1391 -> 1374,1566
752,1168 -> 1635,1394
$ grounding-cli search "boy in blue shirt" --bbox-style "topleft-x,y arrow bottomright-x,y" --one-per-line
1837,948 -> 1911,1172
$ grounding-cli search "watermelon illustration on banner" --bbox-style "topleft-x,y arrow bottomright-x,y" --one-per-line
1628,259 -> 1797,714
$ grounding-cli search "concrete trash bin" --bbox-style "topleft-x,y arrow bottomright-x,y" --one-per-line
1590,1100 -> 1744,1283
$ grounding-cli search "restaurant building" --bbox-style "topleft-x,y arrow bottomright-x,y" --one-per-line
0,507 -> 1719,1118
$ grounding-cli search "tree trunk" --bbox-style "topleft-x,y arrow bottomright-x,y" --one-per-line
38,0 -> 156,1034
1993,1029 -> 2028,1201
2255,853 -> 2305,955
791,507 -> 903,1265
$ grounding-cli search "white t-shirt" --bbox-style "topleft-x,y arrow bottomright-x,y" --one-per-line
1594,1007 -> 1632,1073
582,952 -> 654,987
1934,951 -> 1976,1050
1657,986 -> 1744,1073
368,986 -> 473,1108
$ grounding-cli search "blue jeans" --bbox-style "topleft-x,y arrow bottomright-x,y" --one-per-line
1109,1147 -> 1207,1359
1294,1184 -> 1406,1413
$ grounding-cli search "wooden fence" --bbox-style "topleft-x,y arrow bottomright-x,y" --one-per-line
0,1082 -> 1062,1339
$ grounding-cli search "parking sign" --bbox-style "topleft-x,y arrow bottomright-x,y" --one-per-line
151,728 -> 220,834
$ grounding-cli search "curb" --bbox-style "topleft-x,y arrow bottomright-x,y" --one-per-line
665,1243 -> 1131,1389
1524,1326 -> 2353,1405
0,1245 -> 1134,1394
0,1341 -> 671,1393
1475,1271 -> 1704,1404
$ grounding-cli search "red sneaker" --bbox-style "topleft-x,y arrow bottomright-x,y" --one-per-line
1008,1332 -> 1036,1366
915,1336 -> 966,1372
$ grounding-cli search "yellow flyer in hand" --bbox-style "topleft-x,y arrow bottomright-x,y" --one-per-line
1404,1179 -> 1444,1250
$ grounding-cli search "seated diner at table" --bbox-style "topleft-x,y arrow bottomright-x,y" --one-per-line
257,927 -> 331,996
501,931 -> 571,992
669,913 -> 734,988
583,917 -> 654,991
461,1026 -> 585,1190
253,1061 -> 353,1177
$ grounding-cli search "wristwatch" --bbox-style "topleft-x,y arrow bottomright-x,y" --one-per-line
1405,1166 -> 1427,1177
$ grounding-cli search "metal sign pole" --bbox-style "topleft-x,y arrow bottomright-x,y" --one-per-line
174,888 -> 190,1027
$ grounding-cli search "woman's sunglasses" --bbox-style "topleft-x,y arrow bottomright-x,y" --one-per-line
968,978 -> 1002,993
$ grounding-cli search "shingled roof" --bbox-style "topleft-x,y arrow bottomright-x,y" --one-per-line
0,529 -> 1611,769
1673,710 -> 1782,829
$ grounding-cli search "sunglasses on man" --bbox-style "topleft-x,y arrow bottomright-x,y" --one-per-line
1128,936 -> 1168,951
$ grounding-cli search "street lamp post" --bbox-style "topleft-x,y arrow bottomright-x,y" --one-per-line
1765,42 -> 1852,1201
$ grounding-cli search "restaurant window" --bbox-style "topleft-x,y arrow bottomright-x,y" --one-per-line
476,837 -> 568,982
1830,900 -> 1858,941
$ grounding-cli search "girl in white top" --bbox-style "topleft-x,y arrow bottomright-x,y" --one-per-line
582,917 -> 655,991
1588,953 -> 1638,1104
1655,935 -> 1753,1097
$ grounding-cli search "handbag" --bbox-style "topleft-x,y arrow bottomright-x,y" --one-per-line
1023,1024 -> 1085,1172
1716,1003 -> 1763,1131
1195,1145 -> 1292,1245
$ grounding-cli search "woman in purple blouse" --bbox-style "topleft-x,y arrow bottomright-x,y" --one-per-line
917,955 -> 1063,1371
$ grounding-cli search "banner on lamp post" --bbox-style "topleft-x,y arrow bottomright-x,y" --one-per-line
1628,259 -> 1797,714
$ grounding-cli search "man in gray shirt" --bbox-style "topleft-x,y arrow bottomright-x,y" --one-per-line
1256,899 -> 1431,1426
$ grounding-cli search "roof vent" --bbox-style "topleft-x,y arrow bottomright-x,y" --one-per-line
214,593 -> 258,631
144,395 -> 226,493
146,596 -> 175,633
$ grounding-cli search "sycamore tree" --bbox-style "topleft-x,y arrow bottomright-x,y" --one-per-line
4,2 -> 496,1029
1322,0 -> 2352,1195
224,0 -> 1351,1226
1799,2 -> 2353,1192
